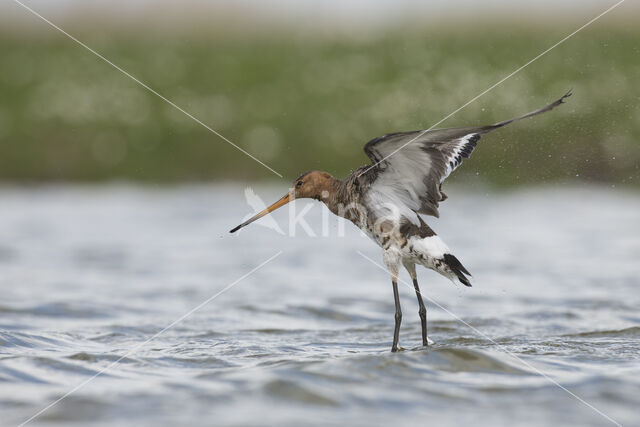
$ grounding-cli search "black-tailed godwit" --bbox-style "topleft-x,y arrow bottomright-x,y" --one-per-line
231,91 -> 571,351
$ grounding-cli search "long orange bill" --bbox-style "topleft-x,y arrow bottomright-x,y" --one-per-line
229,193 -> 291,233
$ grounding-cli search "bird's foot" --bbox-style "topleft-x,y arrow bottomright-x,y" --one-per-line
391,345 -> 405,352
419,336 -> 435,347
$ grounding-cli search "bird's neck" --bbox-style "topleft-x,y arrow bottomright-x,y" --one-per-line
321,176 -> 354,219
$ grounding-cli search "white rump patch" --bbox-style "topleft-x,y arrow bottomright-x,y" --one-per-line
408,235 -> 449,258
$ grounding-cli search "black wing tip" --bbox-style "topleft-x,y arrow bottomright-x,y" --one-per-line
559,89 -> 573,103
543,89 -> 573,112
489,89 -> 574,130
229,225 -> 241,233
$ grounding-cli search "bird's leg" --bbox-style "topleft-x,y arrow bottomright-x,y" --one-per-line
383,251 -> 402,352
391,279 -> 402,352
402,261 -> 428,347
412,278 -> 428,346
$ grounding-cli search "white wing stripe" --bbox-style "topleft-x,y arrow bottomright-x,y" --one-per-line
441,133 -> 479,182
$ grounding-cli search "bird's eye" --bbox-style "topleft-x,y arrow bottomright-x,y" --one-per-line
296,181 -> 303,187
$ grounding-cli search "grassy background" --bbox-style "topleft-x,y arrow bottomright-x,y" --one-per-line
0,23 -> 638,186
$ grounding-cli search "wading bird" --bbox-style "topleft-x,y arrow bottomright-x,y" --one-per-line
231,92 -> 571,351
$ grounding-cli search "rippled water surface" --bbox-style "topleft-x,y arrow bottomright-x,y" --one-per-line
1,185 -> 639,426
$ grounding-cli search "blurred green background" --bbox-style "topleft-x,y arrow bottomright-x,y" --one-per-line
0,3 -> 638,186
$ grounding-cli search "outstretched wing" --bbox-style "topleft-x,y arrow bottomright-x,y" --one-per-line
363,91 -> 571,218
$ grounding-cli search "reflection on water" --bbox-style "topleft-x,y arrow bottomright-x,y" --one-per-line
0,184 -> 639,426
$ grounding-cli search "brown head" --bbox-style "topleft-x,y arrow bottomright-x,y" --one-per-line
230,171 -> 336,233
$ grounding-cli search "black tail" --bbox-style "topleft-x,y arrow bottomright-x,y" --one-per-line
443,253 -> 472,287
